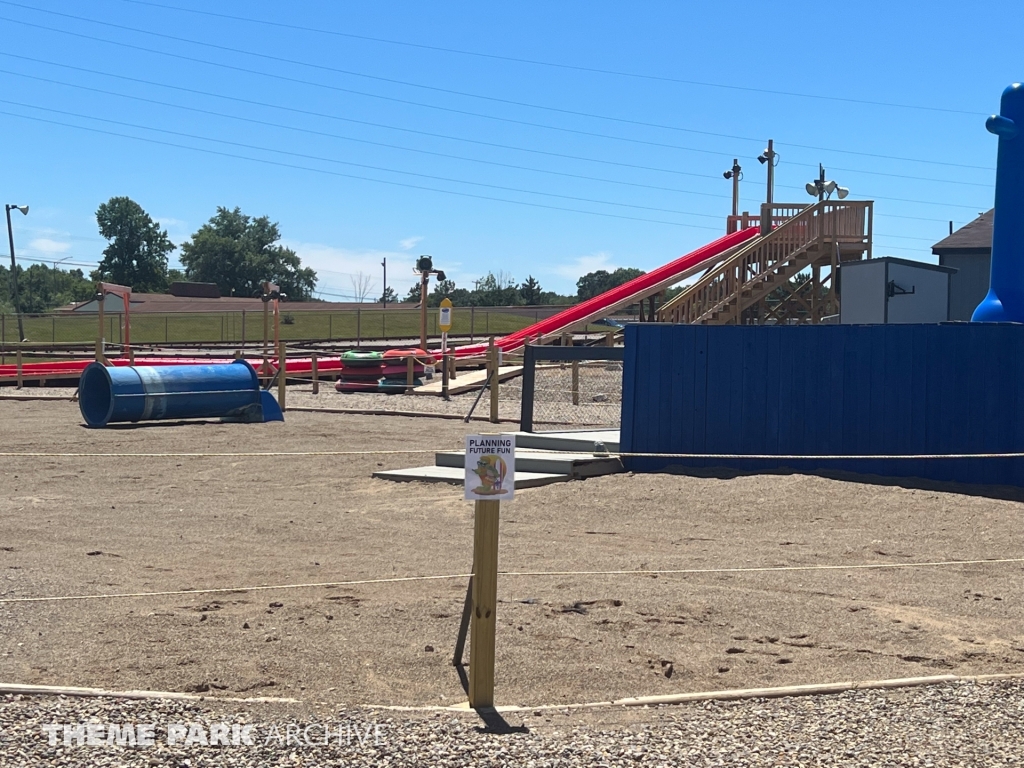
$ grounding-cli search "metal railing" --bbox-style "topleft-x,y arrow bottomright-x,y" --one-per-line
519,343 -> 625,432
0,306 -> 566,348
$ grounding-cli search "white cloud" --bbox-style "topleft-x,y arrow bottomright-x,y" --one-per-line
283,240 -> 419,301
549,251 -> 616,281
399,236 -> 423,251
27,238 -> 72,255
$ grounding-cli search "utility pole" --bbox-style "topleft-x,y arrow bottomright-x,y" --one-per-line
381,258 -> 387,308
5,204 -> 28,343
816,163 -> 826,202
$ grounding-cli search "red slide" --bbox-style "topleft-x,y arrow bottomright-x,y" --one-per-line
451,227 -> 759,357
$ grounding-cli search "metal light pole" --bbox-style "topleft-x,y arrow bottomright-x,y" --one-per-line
723,159 -> 742,217
414,255 -> 444,351
757,140 -> 777,235
5,204 -> 29,343
53,255 -> 72,297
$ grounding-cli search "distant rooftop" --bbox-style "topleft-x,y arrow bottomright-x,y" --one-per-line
932,209 -> 994,253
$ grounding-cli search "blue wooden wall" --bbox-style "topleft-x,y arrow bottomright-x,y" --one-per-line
621,323 -> 1024,487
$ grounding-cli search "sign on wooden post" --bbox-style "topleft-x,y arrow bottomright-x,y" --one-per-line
464,434 -> 515,709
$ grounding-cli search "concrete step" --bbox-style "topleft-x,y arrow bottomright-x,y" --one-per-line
372,465 -> 568,488
510,430 -> 620,454
436,450 -> 622,479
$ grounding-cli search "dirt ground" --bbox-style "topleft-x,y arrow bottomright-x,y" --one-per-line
1,399 -> 1023,710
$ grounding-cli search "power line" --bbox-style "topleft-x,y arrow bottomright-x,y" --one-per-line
0,108 -> 726,230
0,99 -> 978,240
0,98 -> 731,221
3,0 -> 995,173
0,104 -> 948,248
114,0 -> 988,119
0,57 -> 990,215
3,65 -> 989,195
0,11 -> 995,178
0,67 -> 739,205
0,53 -> 731,184
0,14 -> 751,162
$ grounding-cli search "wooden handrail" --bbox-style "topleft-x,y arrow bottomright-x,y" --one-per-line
659,200 -> 872,324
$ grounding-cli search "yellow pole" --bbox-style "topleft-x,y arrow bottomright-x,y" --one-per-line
277,340 -> 286,412
469,498 -> 500,709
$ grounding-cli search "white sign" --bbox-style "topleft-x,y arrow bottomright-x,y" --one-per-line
464,435 -> 515,500
439,306 -> 452,332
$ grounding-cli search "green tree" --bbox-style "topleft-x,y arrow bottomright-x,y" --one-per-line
379,286 -> 398,304
403,282 -> 421,303
92,197 -> 174,292
472,271 -> 520,306
2,263 -> 94,314
518,275 -> 543,305
427,278 -> 457,307
576,267 -> 644,301
179,207 -> 317,300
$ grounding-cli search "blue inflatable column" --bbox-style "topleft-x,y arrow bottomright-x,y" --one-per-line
973,83 -> 1024,322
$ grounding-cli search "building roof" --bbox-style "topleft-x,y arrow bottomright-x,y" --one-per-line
65,293 -> 371,313
841,256 -> 957,274
932,209 -> 994,253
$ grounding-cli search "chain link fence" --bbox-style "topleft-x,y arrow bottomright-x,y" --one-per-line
519,344 -> 624,430
0,307 -> 561,347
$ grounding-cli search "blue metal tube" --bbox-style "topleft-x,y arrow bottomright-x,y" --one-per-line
79,360 -> 281,427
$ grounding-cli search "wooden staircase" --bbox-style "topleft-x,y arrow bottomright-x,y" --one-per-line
658,201 -> 873,325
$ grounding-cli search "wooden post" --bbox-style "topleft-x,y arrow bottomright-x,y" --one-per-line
15,346 -> 22,389
234,350 -> 242,360
128,347 -> 135,366
469,499 -> 500,709
94,338 -> 103,364
449,353 -> 456,380
606,331 -> 615,347
488,337 -> 499,424
406,355 -> 415,393
277,340 -> 287,412
311,353 -> 319,395
571,360 -> 580,406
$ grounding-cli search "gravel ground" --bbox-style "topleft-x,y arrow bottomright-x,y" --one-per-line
2,679 -> 1023,766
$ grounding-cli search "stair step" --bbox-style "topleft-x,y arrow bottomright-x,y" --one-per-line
511,430 -> 620,453
372,465 -> 568,488
437,451 -> 622,479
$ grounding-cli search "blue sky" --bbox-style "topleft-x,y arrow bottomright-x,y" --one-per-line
0,0 -> 1016,301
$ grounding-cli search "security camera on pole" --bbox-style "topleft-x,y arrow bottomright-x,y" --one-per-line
414,255 -> 446,350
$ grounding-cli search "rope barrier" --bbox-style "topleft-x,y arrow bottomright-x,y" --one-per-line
2,557 -> 1020,605
0,573 -> 473,604
6,449 -> 1024,459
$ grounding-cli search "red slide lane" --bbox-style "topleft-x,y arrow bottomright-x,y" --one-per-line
451,227 -> 759,357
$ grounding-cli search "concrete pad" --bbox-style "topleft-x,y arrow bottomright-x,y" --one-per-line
371,465 -> 568,488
